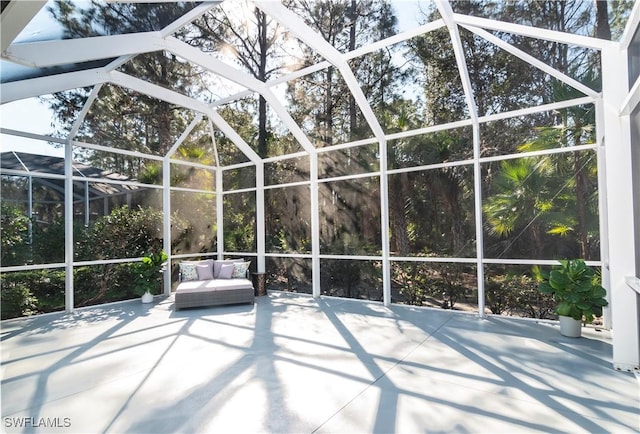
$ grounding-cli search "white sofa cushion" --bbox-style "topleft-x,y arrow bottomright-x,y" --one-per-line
176,278 -> 253,293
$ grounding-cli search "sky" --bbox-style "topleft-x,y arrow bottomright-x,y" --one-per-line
0,0 -> 427,160
0,98 -> 65,158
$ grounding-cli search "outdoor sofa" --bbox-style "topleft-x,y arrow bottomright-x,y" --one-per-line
174,258 -> 254,310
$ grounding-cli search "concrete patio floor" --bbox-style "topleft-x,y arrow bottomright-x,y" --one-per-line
1,291 -> 638,434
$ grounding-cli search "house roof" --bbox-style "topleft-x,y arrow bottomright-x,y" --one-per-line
1,151 -> 139,199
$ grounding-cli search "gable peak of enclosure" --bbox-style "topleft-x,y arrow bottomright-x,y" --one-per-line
1,1 -> 639,372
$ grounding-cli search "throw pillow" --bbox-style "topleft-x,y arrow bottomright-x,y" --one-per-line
179,262 -> 198,281
232,261 -> 251,279
196,263 -> 214,280
213,260 -> 235,278
218,263 -> 235,279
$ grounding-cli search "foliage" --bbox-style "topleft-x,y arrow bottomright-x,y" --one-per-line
73,264 -> 138,307
485,273 -> 514,315
1,270 -> 65,319
31,218 -> 87,264
427,263 -> 469,310
187,2 -> 288,158
285,0 -> 400,147
392,261 -> 472,310
483,157 -> 557,256
0,203 -> 199,315
12,0 -> 631,318
1,201 -> 87,266
322,259 -> 363,299
46,1 -> 201,173
1,206 -> 171,314
73,206 -> 166,305
223,192 -> 256,252
131,250 -> 168,296
394,262 -> 429,306
0,202 -> 31,266
1,280 -> 38,320
266,257 -> 312,293
75,205 -> 163,261
483,124 -> 599,260
170,194 -> 216,255
322,265 -> 378,301
536,259 -> 608,323
486,271 -> 555,318
321,236 -> 379,299
513,277 -> 556,320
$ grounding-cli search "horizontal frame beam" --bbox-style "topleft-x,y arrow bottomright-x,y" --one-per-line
4,32 -> 164,68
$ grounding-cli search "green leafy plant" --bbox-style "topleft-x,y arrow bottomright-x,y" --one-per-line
1,202 -> 31,266
1,280 -> 38,320
132,250 -> 168,296
536,259 -> 608,323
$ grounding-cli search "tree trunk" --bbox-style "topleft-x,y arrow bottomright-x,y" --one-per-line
572,121 -> 589,258
348,0 -> 357,139
389,172 -> 410,256
324,66 -> 334,147
574,152 -> 588,258
257,8 -> 269,157
595,0 -> 611,40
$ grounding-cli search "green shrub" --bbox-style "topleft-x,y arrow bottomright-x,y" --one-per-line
1,270 -> 66,317
0,203 -> 31,266
1,279 -> 38,320
485,274 -> 515,315
424,263 -> 469,309
487,272 -> 555,318
394,262 -> 429,305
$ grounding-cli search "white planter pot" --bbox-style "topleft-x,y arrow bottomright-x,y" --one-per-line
559,315 -> 581,338
141,291 -> 154,304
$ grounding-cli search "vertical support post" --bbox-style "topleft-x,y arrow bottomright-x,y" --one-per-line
379,138 -> 391,306
472,123 -> 485,318
27,175 -> 33,245
310,151 -> 321,298
602,46 -> 639,371
162,157 -> 171,295
216,169 -> 224,259
84,180 -> 89,226
64,141 -> 74,312
256,162 -> 266,273
595,98 -> 612,329
63,84 -> 100,311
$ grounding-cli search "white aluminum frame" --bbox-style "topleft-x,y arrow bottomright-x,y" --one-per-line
1,0 -> 638,370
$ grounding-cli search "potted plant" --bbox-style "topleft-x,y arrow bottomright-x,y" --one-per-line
536,259 -> 608,337
132,250 -> 168,303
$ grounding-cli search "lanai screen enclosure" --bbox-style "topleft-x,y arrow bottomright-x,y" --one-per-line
1,0 -> 639,371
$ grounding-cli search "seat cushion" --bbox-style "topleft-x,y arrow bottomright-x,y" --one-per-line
176,278 -> 253,293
